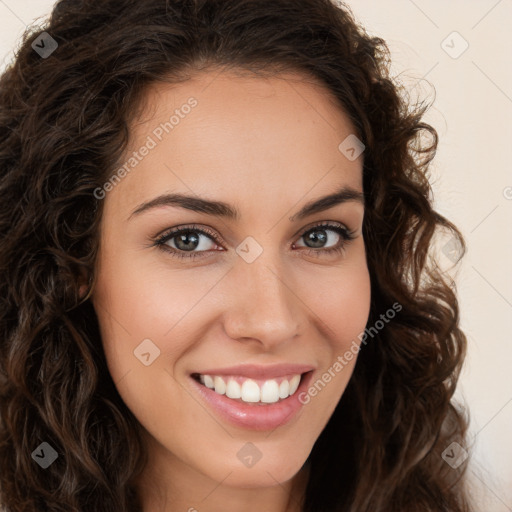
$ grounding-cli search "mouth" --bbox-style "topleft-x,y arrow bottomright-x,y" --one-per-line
189,369 -> 315,431
191,371 -> 306,405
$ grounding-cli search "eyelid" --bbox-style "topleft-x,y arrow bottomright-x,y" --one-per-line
154,223 -> 223,246
290,219 -> 350,238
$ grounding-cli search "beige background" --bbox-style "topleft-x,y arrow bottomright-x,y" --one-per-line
1,0 -> 510,510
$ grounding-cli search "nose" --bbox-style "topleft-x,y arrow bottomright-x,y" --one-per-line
222,252 -> 303,348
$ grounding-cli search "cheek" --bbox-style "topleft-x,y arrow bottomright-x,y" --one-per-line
299,253 -> 371,407
309,252 -> 371,349
91,258 -> 203,445
92,255 -> 208,369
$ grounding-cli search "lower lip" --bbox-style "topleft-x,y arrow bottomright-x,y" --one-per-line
190,371 -> 314,431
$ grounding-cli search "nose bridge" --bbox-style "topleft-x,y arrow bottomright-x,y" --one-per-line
224,245 -> 302,344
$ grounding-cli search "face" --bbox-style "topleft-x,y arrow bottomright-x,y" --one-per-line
91,69 -> 371,496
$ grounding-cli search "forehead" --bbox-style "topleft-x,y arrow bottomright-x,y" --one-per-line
106,69 -> 363,218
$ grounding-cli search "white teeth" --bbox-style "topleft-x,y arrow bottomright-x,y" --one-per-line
241,379 -> 261,402
289,375 -> 301,395
225,378 -> 241,399
214,376 -> 226,395
260,379 -> 280,403
278,379 -> 290,399
197,373 -> 303,404
203,375 -> 214,389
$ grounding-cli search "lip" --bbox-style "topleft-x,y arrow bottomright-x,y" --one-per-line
192,363 -> 315,380
190,369 -> 315,431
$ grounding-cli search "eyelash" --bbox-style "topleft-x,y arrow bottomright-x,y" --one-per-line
152,222 -> 356,261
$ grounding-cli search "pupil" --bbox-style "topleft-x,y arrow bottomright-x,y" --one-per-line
307,229 -> 326,248
176,231 -> 199,251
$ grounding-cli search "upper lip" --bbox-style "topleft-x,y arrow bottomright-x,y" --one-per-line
193,363 -> 315,380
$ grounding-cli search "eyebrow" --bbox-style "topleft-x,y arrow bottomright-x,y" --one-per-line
128,185 -> 364,222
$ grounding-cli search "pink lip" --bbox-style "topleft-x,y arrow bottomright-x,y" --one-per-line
190,370 -> 314,431
193,363 -> 315,380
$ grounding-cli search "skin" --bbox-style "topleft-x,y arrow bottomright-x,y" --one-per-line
90,69 -> 371,512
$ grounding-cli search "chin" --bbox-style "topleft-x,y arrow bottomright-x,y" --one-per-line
211,446 -> 310,488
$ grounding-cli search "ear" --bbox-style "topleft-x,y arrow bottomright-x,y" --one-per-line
79,282 -> 88,299
77,269 -> 92,301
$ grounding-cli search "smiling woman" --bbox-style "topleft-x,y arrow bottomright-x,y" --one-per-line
0,1 -> 472,512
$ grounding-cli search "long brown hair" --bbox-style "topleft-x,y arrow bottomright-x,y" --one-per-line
0,0 -> 471,510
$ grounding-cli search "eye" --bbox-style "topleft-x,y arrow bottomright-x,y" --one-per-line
153,224 -> 222,260
293,223 -> 355,257
152,222 -> 356,260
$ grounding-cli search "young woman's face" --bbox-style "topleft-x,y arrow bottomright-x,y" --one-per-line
92,70 -> 371,493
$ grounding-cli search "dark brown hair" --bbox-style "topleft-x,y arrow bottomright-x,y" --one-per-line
0,0 -> 472,510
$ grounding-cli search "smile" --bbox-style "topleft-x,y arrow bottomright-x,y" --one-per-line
193,373 -> 302,404
189,367 -> 315,431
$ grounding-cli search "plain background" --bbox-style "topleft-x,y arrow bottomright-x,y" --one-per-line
0,0 -> 510,510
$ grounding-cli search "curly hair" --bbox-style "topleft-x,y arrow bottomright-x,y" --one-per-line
0,0 -> 472,510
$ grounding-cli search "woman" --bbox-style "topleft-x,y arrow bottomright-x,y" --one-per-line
0,0 -> 472,510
